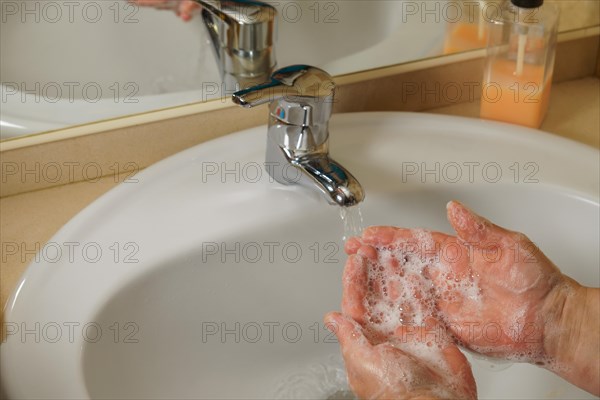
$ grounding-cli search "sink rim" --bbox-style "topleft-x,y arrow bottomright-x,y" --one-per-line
2,112 -> 598,399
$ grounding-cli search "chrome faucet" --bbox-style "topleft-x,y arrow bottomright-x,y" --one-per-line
193,0 -> 277,90
232,65 -> 365,207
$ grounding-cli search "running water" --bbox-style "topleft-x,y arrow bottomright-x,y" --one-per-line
339,205 -> 365,242
272,354 -> 356,399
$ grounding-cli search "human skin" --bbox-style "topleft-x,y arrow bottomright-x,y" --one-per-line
324,313 -> 477,400
130,0 -> 199,21
335,201 -> 599,398
325,211 -> 478,399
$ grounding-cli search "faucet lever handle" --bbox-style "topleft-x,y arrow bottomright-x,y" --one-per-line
232,65 -> 335,108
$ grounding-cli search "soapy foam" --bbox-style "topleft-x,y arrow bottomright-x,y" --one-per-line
367,348 -> 443,399
362,229 -> 482,337
354,227 -> 560,396
380,337 -> 473,399
357,229 -> 482,396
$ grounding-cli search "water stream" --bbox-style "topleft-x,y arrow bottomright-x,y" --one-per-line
339,205 -> 365,242
272,355 -> 356,400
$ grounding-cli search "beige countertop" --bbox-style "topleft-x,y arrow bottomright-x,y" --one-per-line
1,76 -> 599,322
432,77 -> 600,149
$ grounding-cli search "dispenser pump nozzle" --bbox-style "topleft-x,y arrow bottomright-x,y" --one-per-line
511,0 -> 543,8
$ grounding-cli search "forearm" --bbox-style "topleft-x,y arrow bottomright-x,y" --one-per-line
543,279 -> 599,395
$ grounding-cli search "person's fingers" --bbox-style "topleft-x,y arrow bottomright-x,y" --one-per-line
363,226 -> 452,269
357,244 -> 378,261
392,318 -> 476,394
324,312 -> 368,350
342,255 -> 369,323
387,269 -> 404,302
132,0 -> 199,20
421,236 -> 471,319
135,0 -> 175,9
325,313 -> 394,399
446,201 -> 508,244
362,226 -> 397,246
179,0 -> 199,21
442,346 -> 477,399
443,346 -> 472,375
344,237 -> 362,255
330,313 -> 476,400
362,226 -> 395,246
362,226 -> 414,247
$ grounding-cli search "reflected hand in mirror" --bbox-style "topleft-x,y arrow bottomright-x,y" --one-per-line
130,0 -> 200,21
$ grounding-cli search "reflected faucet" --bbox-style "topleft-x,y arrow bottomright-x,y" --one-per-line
193,0 -> 277,90
232,65 -> 365,207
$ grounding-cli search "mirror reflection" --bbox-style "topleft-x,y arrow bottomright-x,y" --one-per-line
1,0 -> 598,140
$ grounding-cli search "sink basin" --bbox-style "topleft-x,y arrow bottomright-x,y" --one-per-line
2,112 -> 598,399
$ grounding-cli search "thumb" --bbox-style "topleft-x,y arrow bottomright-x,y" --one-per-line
324,312 -> 368,350
446,201 -> 505,243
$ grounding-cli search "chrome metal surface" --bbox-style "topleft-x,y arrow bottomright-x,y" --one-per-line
195,0 -> 277,90
233,65 -> 364,207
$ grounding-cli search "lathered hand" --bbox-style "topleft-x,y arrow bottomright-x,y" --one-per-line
130,0 -> 199,21
325,313 -> 477,400
326,215 -> 477,400
324,313 -> 476,400
345,201 -> 599,395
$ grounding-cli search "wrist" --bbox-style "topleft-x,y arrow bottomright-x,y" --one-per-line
541,278 -> 599,395
541,275 -> 583,364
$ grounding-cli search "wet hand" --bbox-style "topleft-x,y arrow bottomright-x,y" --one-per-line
324,312 -> 477,400
329,218 -> 477,399
349,201 -> 569,364
130,0 -> 199,21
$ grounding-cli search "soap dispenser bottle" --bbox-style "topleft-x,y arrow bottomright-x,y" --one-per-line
444,0 -> 501,54
480,0 -> 559,129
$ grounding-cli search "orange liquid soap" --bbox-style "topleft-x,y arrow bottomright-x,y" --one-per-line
444,23 -> 489,54
480,59 -> 552,129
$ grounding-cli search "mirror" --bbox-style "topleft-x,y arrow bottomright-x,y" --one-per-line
1,0 -> 598,140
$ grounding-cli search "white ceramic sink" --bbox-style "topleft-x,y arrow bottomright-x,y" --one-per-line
2,113 -> 598,399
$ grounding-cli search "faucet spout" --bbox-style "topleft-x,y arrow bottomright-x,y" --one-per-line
293,156 -> 365,207
234,65 -> 365,207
